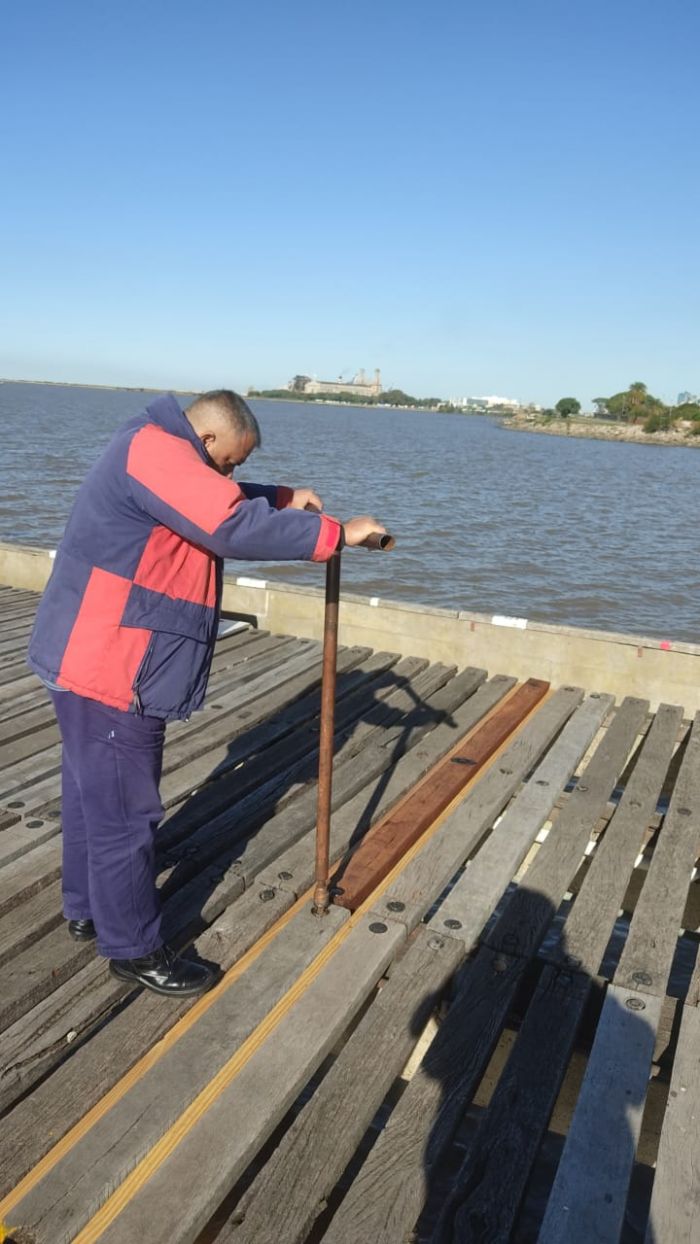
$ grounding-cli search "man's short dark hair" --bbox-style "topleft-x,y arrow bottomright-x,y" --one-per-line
187,390 -> 261,446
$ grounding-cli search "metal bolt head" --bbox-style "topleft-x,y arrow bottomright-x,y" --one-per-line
387,900 -> 406,913
625,996 -> 646,1011
493,955 -> 508,973
444,918 -> 462,930
278,871 -> 293,881
679,807 -> 692,817
632,971 -> 653,986
260,888 -> 276,902
427,936 -> 445,952
535,779 -> 549,787
369,922 -> 388,934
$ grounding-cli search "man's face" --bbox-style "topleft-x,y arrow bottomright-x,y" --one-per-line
201,428 -> 257,477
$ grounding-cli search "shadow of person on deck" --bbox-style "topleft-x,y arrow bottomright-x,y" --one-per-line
152,638 -> 458,962
397,891 -> 659,1244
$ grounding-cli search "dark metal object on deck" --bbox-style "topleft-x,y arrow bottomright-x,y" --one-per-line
312,551 -> 341,916
312,531 -> 395,916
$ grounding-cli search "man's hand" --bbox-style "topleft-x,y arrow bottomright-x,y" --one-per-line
343,516 -> 388,547
288,488 -> 323,512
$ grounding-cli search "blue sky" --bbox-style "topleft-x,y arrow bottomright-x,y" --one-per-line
1,1 -> 698,407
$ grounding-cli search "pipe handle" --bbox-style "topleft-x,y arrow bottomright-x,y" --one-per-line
362,531 -> 396,551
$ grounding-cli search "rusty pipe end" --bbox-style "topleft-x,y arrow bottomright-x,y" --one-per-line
362,531 -> 395,551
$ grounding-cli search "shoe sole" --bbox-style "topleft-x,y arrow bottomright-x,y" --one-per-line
68,930 -> 97,942
109,962 -> 216,997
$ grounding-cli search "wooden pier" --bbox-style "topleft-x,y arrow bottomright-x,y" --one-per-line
0,584 -> 698,1243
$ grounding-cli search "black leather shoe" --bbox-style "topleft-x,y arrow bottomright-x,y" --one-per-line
109,945 -> 216,997
68,918 -> 97,942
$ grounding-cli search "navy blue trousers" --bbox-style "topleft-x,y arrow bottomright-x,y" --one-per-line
50,689 -> 165,959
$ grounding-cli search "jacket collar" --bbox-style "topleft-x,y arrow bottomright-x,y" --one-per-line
145,395 -> 209,464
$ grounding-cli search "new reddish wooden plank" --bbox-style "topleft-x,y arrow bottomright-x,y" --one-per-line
333,678 -> 549,910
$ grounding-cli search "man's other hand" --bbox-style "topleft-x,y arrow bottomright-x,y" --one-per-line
289,488 -> 323,512
343,516 -> 388,547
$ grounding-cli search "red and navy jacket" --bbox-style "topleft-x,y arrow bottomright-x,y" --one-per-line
28,395 -> 341,721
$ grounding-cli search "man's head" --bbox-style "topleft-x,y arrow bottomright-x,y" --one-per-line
185,390 -> 261,476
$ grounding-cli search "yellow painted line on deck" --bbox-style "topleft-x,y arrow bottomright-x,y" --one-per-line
1,681 -> 548,1237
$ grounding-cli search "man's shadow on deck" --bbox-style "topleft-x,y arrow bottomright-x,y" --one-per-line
153,648 -> 457,963
391,890 -> 660,1244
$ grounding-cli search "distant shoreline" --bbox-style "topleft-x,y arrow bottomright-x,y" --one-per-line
0,379 -> 453,415
0,377 -> 196,396
501,415 -> 700,449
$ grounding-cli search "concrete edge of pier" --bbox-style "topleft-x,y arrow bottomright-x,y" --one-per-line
1,538 -> 697,713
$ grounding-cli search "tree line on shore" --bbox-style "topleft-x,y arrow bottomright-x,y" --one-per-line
247,386 -> 459,411
542,382 -> 700,435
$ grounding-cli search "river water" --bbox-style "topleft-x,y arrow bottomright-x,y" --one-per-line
1,381 -> 698,643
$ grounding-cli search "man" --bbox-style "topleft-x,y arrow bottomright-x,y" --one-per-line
28,389 -> 386,998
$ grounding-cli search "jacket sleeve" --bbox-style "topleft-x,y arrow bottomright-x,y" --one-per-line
126,425 -> 340,562
237,482 -> 295,508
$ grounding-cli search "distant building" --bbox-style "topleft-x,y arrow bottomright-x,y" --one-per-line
677,391 -> 699,406
451,394 -> 521,412
288,369 -> 382,399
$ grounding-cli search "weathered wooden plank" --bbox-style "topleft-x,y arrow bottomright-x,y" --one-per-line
160,643 -> 378,776
257,671 -> 504,897
154,654 -> 433,877
157,650 -> 412,820
5,902 -> 350,1242
0,924 -> 97,1035
0,647 -> 375,866
228,665 -> 477,889
538,983 -> 662,1244
0,671 -> 460,1119
645,1002 -> 700,1243
428,695 -> 612,942
159,661 -> 457,884
0,659 -> 44,689
374,688 -> 601,936
324,943 -> 528,1244
334,678 -> 550,910
0,838 -> 62,918
188,635 -> 317,703
323,699 -> 649,1244
431,963 -> 592,1244
614,712 -> 700,996
0,879 -> 63,966
0,701 -> 60,747
225,926 -> 464,1244
427,704 -> 684,1241
0,641 -> 319,802
0,741 -> 63,799
481,695 -> 650,958
222,701 -> 598,1243
0,719 -> 62,771
0,664 -> 454,1041
548,702 -> 683,977
0,883 -> 296,1164
0,650 -> 379,904
88,913 -> 407,1244
0,815 -> 59,869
